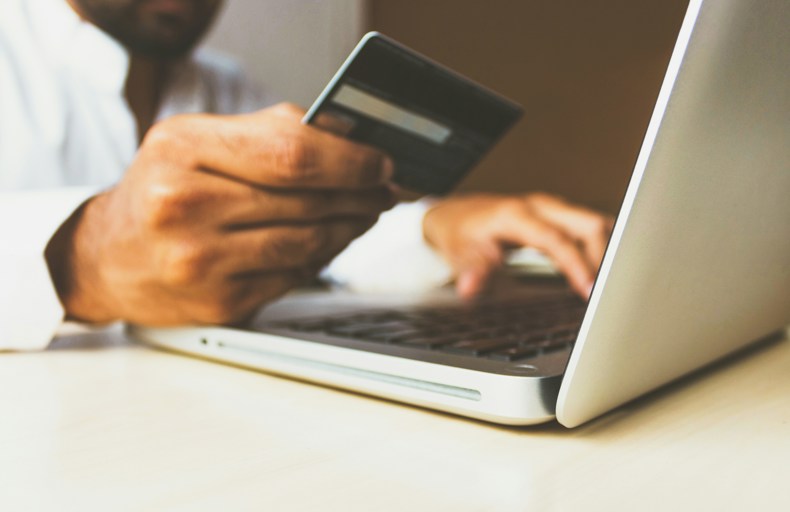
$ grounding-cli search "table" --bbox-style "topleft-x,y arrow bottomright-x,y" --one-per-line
2,326 -> 788,511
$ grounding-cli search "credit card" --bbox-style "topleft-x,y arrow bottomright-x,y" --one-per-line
303,32 -> 523,195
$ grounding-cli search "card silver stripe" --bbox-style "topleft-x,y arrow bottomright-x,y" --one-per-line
332,84 -> 452,144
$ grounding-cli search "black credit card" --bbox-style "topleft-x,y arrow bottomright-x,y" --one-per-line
303,32 -> 523,195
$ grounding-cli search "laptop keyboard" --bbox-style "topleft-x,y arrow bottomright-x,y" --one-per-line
263,295 -> 586,363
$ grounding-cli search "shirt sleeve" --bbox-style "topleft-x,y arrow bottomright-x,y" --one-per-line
321,199 -> 454,294
0,187 -> 97,351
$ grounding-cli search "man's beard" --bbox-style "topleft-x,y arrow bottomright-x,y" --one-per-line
69,0 -> 223,60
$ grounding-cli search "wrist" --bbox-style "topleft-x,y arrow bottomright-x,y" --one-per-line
45,195 -> 117,324
421,199 -> 445,250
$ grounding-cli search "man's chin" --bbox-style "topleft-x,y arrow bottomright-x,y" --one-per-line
124,39 -> 196,60
118,24 -> 203,60
139,0 -> 197,20
68,0 -> 221,61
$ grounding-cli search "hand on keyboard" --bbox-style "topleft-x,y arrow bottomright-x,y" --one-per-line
422,193 -> 614,299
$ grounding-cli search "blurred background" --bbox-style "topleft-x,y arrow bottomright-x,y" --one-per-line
206,0 -> 689,213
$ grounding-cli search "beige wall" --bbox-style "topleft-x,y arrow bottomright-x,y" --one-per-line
204,0 -> 366,107
369,1 -> 688,212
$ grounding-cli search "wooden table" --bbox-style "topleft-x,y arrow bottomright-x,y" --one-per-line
2,326 -> 788,511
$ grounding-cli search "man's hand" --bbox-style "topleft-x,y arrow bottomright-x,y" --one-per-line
46,103 -> 395,326
423,193 -> 614,299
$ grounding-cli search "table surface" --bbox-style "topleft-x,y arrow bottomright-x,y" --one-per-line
1,325 -> 788,512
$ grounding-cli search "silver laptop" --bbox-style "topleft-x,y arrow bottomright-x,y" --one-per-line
130,0 -> 790,428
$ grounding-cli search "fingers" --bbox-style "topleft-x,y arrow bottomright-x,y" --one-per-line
136,164 -> 394,236
423,193 -> 611,300
147,104 -> 394,190
497,211 -> 596,297
219,182 -> 395,229
524,193 -> 614,267
221,218 -> 377,275
311,111 -> 355,137
165,168 -> 394,229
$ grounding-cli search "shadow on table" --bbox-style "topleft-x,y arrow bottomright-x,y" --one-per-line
397,328 -> 787,436
48,323 -> 132,351
532,329 -> 787,436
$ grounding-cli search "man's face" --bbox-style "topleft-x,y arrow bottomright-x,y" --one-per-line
68,0 -> 224,59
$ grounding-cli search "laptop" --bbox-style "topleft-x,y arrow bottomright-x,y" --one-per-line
130,0 -> 790,427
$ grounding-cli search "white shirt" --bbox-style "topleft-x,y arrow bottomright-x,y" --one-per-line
0,0 -> 451,350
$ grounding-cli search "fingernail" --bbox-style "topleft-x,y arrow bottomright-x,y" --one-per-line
585,282 -> 594,297
380,157 -> 395,182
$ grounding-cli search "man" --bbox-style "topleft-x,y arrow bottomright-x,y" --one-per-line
0,0 -> 612,350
